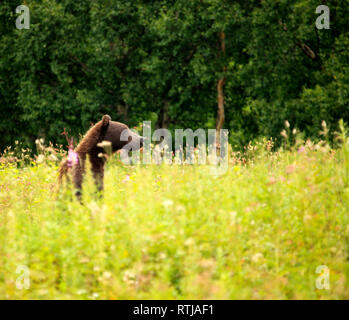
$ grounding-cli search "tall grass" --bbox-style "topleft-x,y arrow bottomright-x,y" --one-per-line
0,127 -> 348,299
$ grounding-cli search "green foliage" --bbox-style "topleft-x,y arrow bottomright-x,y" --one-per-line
0,0 -> 348,150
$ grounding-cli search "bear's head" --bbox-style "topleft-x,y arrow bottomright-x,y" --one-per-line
101,115 -> 144,152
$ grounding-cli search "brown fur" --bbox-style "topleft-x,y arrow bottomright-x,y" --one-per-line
58,114 -> 143,201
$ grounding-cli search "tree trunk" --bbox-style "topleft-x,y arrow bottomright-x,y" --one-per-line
157,99 -> 169,129
216,31 -> 226,147
116,103 -> 129,123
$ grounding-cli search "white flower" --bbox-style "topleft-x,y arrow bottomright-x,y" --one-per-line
36,154 -> 45,163
251,253 -> 263,262
162,199 -> 173,209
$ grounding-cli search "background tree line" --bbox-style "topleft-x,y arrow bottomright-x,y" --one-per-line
0,0 -> 348,151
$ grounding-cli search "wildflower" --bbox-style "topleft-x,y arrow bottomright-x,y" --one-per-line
123,270 -> 136,284
67,148 -> 79,168
280,129 -> 287,138
298,146 -> 305,153
268,176 -> 277,185
97,140 -> 112,155
285,120 -> 290,128
285,165 -> 295,174
77,289 -> 87,295
48,154 -> 58,161
230,211 -> 237,225
36,154 -> 45,163
91,293 -> 100,299
103,271 -> 112,279
251,252 -> 263,263
122,175 -> 130,183
97,140 -> 111,148
184,238 -> 194,246
279,175 -> 286,182
158,252 -> 167,260
162,199 -> 174,209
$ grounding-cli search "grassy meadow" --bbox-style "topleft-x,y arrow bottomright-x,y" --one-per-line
0,127 -> 349,299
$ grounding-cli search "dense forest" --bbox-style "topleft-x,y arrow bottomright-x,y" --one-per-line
0,0 -> 348,150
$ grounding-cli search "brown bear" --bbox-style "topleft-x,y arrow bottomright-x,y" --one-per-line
58,115 -> 144,200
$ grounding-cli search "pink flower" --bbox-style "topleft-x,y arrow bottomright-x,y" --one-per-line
67,148 -> 79,168
286,165 -> 295,174
298,146 -> 305,153
122,175 -> 131,183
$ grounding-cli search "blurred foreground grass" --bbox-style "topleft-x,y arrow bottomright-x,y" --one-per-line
0,133 -> 349,299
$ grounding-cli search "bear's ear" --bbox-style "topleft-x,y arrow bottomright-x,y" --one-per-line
102,114 -> 111,128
